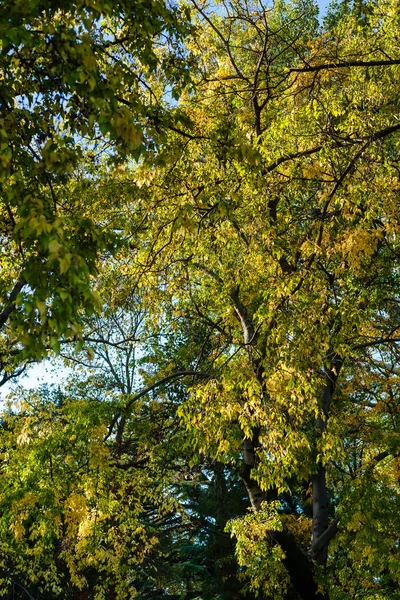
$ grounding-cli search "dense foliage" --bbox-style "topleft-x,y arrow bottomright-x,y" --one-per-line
0,0 -> 400,599
0,0 -> 190,374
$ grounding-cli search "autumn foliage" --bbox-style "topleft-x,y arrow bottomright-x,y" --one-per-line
0,0 -> 400,599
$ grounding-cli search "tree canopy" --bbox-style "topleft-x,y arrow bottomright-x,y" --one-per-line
0,0 -> 400,599
0,0 -> 190,372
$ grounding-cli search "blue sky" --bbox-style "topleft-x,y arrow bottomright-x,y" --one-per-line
318,0 -> 331,15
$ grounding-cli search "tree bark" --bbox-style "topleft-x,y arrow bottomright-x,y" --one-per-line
0,276 -> 26,331
231,288 -> 336,597
311,466 -> 330,565
241,434 -> 327,599
311,356 -> 343,565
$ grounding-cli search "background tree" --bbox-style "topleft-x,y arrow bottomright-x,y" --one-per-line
0,301 -> 254,600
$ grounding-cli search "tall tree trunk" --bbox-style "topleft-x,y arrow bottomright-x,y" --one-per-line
311,357 -> 343,565
231,288 -> 339,598
311,466 -> 330,565
241,435 -> 327,600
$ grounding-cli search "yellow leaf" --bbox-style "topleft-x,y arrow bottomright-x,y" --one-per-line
49,239 -> 63,255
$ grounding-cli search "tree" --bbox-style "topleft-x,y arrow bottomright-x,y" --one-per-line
107,0 -> 400,597
0,301 -> 252,600
0,0 -> 191,379
1,0 -> 400,598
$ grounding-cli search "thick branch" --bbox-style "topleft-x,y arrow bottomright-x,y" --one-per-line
265,145 -> 324,173
230,287 -> 255,345
273,526 -> 327,599
264,121 -> 400,176
352,337 -> 400,351
310,515 -> 340,559
290,58 -> 400,73
241,435 -> 268,511
0,277 -> 26,331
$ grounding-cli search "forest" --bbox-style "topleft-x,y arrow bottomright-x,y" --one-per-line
0,0 -> 399,598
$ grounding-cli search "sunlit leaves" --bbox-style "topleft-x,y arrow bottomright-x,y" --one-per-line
0,0 -> 192,370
